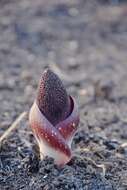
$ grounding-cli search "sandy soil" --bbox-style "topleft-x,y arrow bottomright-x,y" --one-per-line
0,0 -> 127,189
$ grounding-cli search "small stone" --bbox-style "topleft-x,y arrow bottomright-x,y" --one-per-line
103,140 -> 119,150
69,8 -> 79,17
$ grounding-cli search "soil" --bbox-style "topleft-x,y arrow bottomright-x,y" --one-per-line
0,0 -> 127,189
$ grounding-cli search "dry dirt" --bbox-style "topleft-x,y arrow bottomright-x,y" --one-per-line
0,0 -> 127,189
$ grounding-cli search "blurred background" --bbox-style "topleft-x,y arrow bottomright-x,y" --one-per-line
1,0 -> 127,124
1,1 -> 127,189
0,0 -> 127,121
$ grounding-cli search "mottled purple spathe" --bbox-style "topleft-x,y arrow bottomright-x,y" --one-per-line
36,69 -> 71,125
29,69 -> 79,166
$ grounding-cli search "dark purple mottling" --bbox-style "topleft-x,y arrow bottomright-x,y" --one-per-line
36,69 -> 71,125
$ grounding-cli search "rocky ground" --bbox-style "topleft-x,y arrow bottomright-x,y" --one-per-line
0,0 -> 127,189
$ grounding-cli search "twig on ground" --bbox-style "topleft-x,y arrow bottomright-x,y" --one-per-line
120,143 -> 127,148
74,147 -> 90,153
115,142 -> 127,153
0,111 -> 27,145
73,148 -> 106,176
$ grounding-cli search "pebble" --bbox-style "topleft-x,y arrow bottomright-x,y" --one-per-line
103,140 -> 119,150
